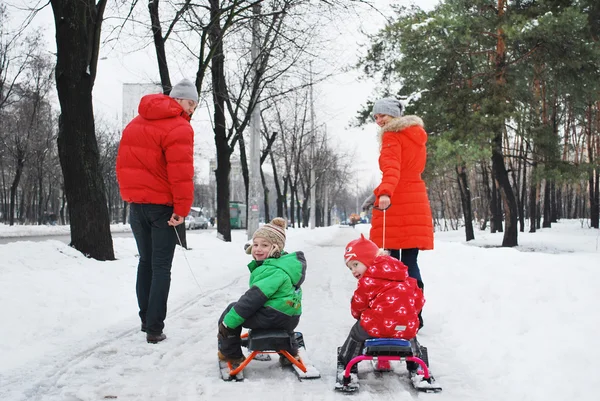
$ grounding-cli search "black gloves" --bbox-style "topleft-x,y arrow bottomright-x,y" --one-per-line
361,193 -> 376,211
218,322 -> 236,338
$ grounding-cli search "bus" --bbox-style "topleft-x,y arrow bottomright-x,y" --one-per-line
229,202 -> 247,229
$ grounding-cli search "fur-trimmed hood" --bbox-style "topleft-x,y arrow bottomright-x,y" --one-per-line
378,115 -> 426,147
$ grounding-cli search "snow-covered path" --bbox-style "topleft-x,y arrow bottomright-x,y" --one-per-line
1,222 -> 599,400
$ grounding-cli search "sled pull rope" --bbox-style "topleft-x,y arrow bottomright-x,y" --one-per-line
382,209 -> 386,250
173,226 -> 202,290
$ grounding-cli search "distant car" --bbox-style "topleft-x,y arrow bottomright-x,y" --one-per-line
186,214 -> 209,230
185,215 -> 196,230
195,215 -> 209,229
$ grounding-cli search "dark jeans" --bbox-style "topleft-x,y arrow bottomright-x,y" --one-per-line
129,203 -> 177,335
218,302 -> 300,359
338,321 -> 371,366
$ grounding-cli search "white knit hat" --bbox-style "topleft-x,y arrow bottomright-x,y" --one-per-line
169,79 -> 198,104
372,97 -> 403,118
246,217 -> 287,256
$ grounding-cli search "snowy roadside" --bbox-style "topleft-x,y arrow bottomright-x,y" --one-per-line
1,221 -> 599,401
0,223 -> 132,238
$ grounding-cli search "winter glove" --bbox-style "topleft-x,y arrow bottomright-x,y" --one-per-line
218,322 -> 236,338
361,193 -> 376,211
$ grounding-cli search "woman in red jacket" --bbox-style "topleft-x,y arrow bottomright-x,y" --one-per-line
362,97 -> 433,328
338,235 -> 424,368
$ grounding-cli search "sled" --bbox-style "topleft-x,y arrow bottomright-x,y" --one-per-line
220,329 -> 320,381
335,338 -> 442,393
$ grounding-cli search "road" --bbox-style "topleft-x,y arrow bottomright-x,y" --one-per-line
0,228 -> 215,245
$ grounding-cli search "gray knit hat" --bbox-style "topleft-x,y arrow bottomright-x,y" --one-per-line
246,217 -> 287,256
170,79 -> 198,104
372,97 -> 403,118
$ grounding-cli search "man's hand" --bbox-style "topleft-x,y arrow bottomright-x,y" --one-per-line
377,195 -> 391,210
361,193 -> 376,211
168,213 -> 184,226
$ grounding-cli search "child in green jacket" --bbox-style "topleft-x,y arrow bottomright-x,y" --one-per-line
217,217 -> 306,364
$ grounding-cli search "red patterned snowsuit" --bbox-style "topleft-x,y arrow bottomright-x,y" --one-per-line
351,255 -> 424,339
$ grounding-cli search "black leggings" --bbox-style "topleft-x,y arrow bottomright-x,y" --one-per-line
389,248 -> 423,288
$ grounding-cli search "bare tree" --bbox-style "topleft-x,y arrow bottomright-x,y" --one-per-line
50,0 -> 114,260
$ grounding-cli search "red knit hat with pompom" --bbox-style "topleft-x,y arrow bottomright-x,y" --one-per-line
344,234 -> 380,267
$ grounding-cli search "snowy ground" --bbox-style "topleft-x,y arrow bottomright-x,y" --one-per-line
1,220 -> 599,401
0,223 -> 132,238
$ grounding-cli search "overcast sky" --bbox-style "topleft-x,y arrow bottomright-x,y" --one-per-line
9,0 -> 440,188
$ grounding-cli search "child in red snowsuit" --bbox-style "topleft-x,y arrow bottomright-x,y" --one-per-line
338,234 -> 424,367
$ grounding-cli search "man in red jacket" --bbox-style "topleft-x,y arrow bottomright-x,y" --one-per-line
116,79 -> 197,344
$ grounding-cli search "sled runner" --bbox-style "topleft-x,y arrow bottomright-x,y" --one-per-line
335,337 -> 442,393
220,329 -> 321,381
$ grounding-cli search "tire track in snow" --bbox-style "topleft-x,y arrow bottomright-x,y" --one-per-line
6,274 -> 246,401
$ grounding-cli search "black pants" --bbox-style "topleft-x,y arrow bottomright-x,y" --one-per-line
218,302 -> 300,359
339,321 -> 422,371
390,248 -> 424,328
130,203 -> 177,335
338,321 -> 371,366
389,248 -> 422,284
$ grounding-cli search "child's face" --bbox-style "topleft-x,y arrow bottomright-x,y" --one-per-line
347,260 -> 367,280
251,237 -> 274,261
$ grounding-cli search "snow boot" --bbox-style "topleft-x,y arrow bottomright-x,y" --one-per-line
218,350 -> 246,365
146,332 -> 166,344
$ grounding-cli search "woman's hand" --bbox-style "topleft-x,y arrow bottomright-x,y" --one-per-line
378,195 -> 391,210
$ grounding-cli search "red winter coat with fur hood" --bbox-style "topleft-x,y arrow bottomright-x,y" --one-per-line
116,94 -> 194,217
351,254 -> 424,339
370,115 -> 434,251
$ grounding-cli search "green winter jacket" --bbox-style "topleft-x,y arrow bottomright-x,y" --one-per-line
223,251 -> 306,329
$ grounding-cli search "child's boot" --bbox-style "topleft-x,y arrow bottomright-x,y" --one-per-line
218,350 -> 246,365
279,352 -> 301,367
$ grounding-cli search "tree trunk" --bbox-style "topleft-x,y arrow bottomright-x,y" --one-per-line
60,185 -> 67,224
480,163 -> 491,230
260,166 -> 270,222
592,169 -> 600,228
456,163 -> 474,241
9,153 -> 24,226
282,176 -> 289,221
238,130 -> 250,228
542,180 -> 551,228
490,179 -> 503,233
529,163 -> 537,233
491,0 -> 517,246
550,180 -> 558,222
148,0 -> 172,92
519,141 -> 527,232
587,103 -> 599,228
50,0 -> 114,260
289,183 -> 295,227
37,170 -> 44,225
269,150 -> 284,218
491,134 -> 518,246
210,0 -> 232,241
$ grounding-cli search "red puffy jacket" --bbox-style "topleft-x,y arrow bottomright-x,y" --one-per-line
116,94 -> 194,217
351,255 -> 424,339
370,115 -> 434,250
